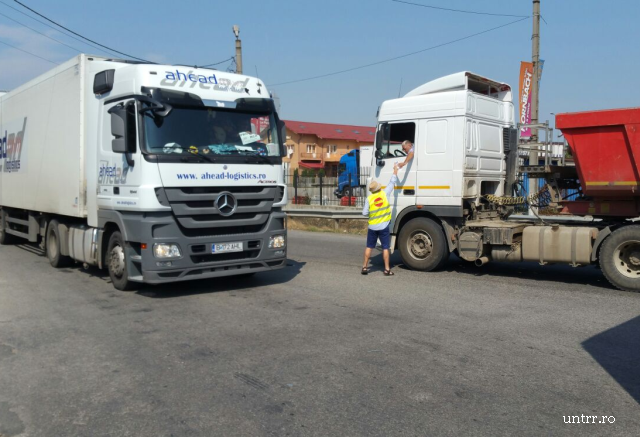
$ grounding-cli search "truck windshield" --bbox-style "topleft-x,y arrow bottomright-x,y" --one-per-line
142,106 -> 282,160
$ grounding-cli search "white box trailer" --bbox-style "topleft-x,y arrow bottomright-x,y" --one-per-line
0,57 -> 86,217
0,54 -> 288,290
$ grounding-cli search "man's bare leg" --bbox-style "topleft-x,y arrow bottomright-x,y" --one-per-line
383,249 -> 391,271
363,247 -> 373,269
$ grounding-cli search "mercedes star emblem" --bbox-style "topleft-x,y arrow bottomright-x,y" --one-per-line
215,192 -> 237,217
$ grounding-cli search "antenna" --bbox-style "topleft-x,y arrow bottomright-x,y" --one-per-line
397,77 -> 403,98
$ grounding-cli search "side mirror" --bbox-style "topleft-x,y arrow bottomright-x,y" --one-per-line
375,129 -> 384,152
278,120 -> 287,157
108,103 -> 136,164
109,105 -> 128,153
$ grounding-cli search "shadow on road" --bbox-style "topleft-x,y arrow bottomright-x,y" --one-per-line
13,242 -> 305,298
135,259 -> 306,299
389,253 -> 612,290
582,316 -> 640,406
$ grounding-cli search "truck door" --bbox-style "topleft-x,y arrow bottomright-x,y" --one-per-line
374,121 -> 417,217
97,100 -> 142,211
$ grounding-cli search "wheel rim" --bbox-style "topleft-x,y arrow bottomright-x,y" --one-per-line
613,240 -> 640,278
407,230 -> 433,260
48,231 -> 58,259
109,245 -> 126,278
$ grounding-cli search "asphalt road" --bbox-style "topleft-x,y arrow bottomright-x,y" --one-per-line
0,230 -> 639,436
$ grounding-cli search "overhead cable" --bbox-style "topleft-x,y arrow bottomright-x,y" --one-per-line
0,10 -> 83,53
391,0 -> 529,18
0,0 -> 112,55
269,16 -> 528,87
12,0 -> 150,62
200,56 -> 235,68
0,38 -> 58,63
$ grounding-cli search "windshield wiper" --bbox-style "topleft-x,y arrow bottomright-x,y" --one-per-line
180,150 -> 216,164
243,152 -> 272,164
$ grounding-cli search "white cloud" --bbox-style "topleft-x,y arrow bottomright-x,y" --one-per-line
0,24 -> 76,90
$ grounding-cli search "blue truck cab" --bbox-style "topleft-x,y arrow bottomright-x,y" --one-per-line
335,150 -> 360,198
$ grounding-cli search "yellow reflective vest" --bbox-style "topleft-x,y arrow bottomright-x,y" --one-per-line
368,191 -> 391,226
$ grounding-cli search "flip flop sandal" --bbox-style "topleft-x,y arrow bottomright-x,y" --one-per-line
361,267 -> 370,275
383,269 -> 395,276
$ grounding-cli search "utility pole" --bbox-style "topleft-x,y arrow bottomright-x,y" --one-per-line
528,0 -> 541,201
233,25 -> 243,75
531,0 -> 540,142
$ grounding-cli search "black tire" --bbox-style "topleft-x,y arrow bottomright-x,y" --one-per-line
398,217 -> 448,271
106,231 -> 136,291
599,225 -> 640,292
46,220 -> 71,268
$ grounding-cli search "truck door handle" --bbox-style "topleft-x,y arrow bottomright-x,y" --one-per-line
403,189 -> 415,195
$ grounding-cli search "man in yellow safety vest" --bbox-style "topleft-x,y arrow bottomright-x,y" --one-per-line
362,163 -> 399,276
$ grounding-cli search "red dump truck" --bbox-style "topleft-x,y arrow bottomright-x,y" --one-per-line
372,73 -> 640,292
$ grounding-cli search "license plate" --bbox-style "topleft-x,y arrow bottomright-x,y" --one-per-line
212,242 -> 243,254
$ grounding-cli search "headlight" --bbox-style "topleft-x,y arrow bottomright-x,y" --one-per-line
153,243 -> 182,259
269,235 -> 286,249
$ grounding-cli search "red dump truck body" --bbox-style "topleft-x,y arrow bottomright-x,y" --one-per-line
556,108 -> 640,217
556,107 -> 640,197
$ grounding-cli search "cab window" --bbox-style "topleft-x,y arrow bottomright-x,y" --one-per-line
378,122 -> 415,159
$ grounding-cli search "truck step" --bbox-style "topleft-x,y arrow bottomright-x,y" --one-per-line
5,228 -> 29,240
6,217 -> 29,226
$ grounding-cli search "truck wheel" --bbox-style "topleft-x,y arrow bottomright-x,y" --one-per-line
600,225 -> 640,292
46,220 -> 71,268
107,231 -> 136,291
398,217 -> 447,271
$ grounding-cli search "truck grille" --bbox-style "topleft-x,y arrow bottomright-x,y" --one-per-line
157,186 -> 278,236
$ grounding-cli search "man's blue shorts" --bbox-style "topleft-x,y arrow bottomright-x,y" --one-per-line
366,225 -> 391,250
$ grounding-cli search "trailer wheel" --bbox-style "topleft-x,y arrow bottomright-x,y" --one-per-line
600,225 -> 640,292
46,220 -> 71,268
107,231 -> 136,291
398,217 -> 448,271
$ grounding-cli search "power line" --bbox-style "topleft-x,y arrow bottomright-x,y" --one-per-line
12,0 -> 150,62
0,10 -> 83,53
0,38 -> 58,64
391,0 -> 529,18
0,0 -> 112,56
269,16 -> 528,87
200,56 -> 235,68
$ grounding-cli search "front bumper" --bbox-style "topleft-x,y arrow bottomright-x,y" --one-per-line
118,211 -> 287,284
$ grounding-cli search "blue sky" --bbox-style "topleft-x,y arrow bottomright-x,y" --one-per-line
1,0 -> 638,130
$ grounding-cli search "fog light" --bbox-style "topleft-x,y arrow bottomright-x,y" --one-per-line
156,261 -> 172,267
153,243 -> 182,259
269,235 -> 286,249
274,250 -> 285,257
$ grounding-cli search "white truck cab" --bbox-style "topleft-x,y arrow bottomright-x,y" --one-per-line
370,72 -> 517,270
0,55 -> 288,290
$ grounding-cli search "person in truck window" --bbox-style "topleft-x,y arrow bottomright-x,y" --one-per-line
361,163 -> 399,276
397,140 -> 414,169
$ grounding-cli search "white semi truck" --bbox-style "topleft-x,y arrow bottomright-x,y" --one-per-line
368,71 -> 640,292
0,54 -> 287,290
